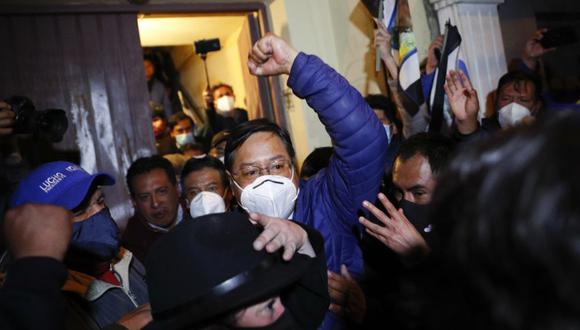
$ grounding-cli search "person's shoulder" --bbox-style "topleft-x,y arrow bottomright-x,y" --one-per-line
121,214 -> 152,241
123,214 -> 143,230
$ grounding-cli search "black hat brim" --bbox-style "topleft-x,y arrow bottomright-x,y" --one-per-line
145,251 -> 311,329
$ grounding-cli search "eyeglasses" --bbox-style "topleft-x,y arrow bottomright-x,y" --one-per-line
232,159 -> 293,185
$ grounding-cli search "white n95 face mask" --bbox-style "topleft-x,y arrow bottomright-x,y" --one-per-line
216,96 -> 235,112
498,102 -> 531,129
189,191 -> 226,219
233,173 -> 298,219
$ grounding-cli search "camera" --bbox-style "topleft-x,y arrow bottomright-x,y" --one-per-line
6,96 -> 68,142
194,38 -> 221,54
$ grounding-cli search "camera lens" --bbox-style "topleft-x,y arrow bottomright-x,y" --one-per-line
35,109 -> 68,143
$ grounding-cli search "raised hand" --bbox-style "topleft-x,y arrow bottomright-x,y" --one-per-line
522,28 -> 556,71
4,204 -> 72,261
359,193 -> 429,261
426,34 -> 444,75
250,213 -> 315,260
248,33 -> 298,76
327,265 -> 366,324
444,70 -> 479,135
373,18 -> 398,80
327,268 -> 349,315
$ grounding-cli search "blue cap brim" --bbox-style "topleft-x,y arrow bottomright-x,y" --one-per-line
54,172 -> 115,210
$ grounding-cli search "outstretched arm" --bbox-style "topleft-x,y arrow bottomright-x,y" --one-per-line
248,33 -> 388,228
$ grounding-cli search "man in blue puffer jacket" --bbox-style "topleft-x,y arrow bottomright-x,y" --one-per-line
225,33 -> 388,329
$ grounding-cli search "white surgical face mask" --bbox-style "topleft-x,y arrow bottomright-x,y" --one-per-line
233,172 -> 298,219
498,102 -> 531,129
216,95 -> 235,112
189,191 -> 226,219
176,132 -> 195,148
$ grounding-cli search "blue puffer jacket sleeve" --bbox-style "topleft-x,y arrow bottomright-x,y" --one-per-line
288,53 -> 388,280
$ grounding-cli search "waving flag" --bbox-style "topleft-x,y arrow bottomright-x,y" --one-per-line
428,21 -> 464,133
385,0 -> 424,116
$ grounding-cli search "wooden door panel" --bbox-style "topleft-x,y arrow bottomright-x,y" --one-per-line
0,13 -> 153,224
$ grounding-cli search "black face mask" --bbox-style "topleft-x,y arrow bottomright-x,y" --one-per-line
398,199 -> 431,235
233,310 -> 299,330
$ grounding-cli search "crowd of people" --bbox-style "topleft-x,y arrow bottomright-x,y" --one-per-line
0,11 -> 579,330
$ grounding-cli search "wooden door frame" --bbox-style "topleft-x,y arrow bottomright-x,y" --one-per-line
0,1 -> 288,129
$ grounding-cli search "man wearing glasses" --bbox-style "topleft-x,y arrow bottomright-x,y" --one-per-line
225,33 -> 388,328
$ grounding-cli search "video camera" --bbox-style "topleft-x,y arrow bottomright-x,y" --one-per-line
194,38 -> 221,55
6,96 -> 68,143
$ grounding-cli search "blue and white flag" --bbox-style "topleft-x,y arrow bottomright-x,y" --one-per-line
382,0 -> 424,116
428,21 -> 466,133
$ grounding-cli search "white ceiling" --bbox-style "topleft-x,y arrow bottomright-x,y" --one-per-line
138,15 -> 247,47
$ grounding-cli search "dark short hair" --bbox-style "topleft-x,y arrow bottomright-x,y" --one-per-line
395,133 -> 454,176
126,155 -> 177,197
181,156 -> 228,190
496,71 -> 543,107
182,142 -> 206,154
428,111 -> 580,329
143,55 -> 156,66
211,83 -> 234,96
168,112 -> 194,132
151,109 -> 166,121
300,147 -> 333,179
365,94 -> 402,131
224,119 -> 295,171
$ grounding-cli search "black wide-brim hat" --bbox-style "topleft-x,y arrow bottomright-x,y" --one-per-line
144,212 -> 312,330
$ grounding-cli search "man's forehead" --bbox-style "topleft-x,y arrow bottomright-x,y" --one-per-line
500,80 -> 535,96
134,168 -> 171,186
392,154 -> 433,186
237,132 -> 289,163
185,168 -> 222,184
214,86 -> 233,96
176,119 -> 192,127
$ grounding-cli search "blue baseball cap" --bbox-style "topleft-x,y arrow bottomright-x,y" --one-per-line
10,161 -> 115,210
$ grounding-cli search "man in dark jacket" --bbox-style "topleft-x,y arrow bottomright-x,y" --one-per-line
9,161 -> 150,329
225,33 -> 388,329
122,156 -> 184,263
205,83 -> 249,136
151,109 -> 178,156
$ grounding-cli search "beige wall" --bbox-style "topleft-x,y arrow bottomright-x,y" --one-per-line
237,15 -> 262,119
409,0 -> 434,60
